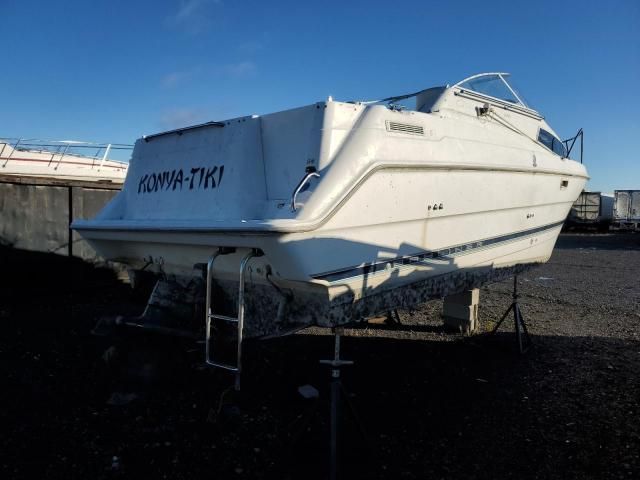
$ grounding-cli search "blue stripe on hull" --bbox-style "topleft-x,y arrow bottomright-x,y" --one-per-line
312,220 -> 564,283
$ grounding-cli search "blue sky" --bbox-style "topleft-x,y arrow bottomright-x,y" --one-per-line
1,0 -> 638,192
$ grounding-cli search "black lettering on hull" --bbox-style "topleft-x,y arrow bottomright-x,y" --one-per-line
136,164 -> 225,195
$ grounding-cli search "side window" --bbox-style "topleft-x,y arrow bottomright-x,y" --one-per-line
538,129 -> 554,150
538,128 -> 566,158
552,137 -> 567,157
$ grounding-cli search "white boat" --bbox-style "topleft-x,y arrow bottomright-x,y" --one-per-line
0,138 -> 130,183
74,73 -> 588,341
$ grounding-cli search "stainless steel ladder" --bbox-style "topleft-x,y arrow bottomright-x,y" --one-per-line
205,248 -> 260,391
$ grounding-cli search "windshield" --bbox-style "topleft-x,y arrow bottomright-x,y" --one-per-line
502,75 -> 533,109
457,73 -> 528,108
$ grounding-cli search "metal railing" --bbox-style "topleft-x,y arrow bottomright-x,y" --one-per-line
563,128 -> 584,164
0,137 -> 133,169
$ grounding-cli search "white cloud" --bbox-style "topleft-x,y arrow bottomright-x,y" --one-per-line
237,41 -> 263,54
215,61 -> 257,78
159,61 -> 256,90
167,0 -> 222,34
159,108 -> 207,129
161,71 -> 192,88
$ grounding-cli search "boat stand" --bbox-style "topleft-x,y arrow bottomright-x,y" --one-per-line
385,309 -> 402,325
492,275 -> 532,353
319,328 -> 367,480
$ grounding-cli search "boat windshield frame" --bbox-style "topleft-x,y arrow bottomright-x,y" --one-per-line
359,72 -> 540,118
453,72 -> 537,112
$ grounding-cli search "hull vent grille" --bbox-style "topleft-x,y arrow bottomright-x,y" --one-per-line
386,121 -> 424,135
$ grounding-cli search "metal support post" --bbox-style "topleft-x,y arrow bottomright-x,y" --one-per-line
320,328 -> 355,480
492,275 -> 532,353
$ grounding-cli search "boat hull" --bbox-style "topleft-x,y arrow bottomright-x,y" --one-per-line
79,220 -> 561,337
73,93 -> 588,336
78,167 -> 584,336
0,140 -> 128,183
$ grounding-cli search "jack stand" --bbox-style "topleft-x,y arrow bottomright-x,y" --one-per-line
386,309 -> 402,325
319,328 -> 365,480
492,275 -> 532,353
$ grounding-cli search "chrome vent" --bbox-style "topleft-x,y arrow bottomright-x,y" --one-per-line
386,121 -> 424,135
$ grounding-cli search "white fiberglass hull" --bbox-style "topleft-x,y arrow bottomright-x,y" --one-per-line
0,140 -> 128,183
74,76 -> 588,335
78,167 -> 584,333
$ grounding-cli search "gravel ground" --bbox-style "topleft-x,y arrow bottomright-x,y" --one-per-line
1,233 -> 639,479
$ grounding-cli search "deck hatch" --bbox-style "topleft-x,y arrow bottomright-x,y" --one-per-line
386,121 -> 424,136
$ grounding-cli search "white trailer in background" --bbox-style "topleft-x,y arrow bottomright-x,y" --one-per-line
566,191 -> 614,231
612,190 -> 640,231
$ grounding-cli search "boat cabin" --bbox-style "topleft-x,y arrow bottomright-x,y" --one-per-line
385,72 -> 570,160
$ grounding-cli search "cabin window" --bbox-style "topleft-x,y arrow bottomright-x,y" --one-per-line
552,138 -> 567,157
538,128 -> 566,157
459,74 -> 520,104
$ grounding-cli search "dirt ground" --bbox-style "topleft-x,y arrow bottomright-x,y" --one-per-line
1,233 -> 639,479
